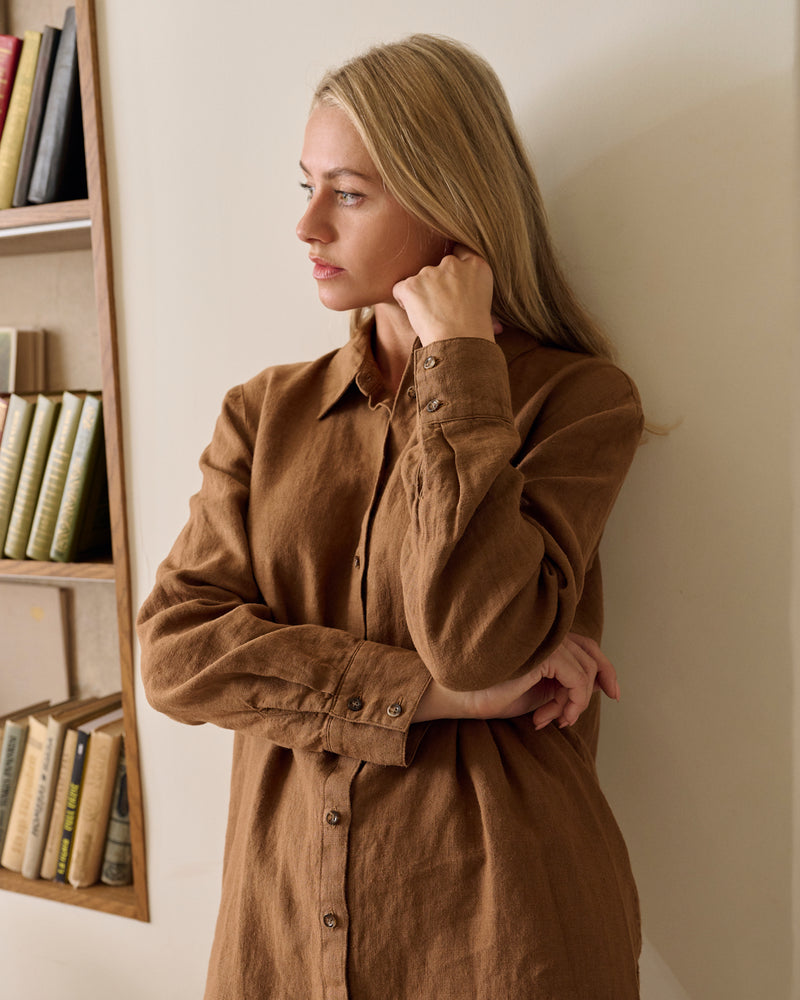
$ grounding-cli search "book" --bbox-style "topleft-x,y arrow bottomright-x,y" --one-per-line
56,707 -> 123,885
0,34 -> 21,140
0,328 -> 46,394
0,581 -> 70,713
0,394 -> 9,441
0,393 -> 34,549
12,26 -> 60,208
38,724 -> 76,879
100,743 -> 131,886
4,393 -> 60,559
50,394 -> 107,562
1,710 -> 47,871
54,705 -> 123,882
27,8 -> 86,205
21,692 -> 121,879
26,390 -> 83,560
0,702 -> 49,854
0,30 -> 41,208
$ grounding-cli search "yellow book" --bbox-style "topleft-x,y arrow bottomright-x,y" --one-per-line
0,31 -> 41,209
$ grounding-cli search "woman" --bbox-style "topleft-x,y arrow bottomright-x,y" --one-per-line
138,34 -> 643,998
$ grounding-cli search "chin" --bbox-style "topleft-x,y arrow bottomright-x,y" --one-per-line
316,288 -> 368,313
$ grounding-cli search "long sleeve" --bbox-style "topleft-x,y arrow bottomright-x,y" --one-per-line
401,336 -> 643,691
137,384 -> 431,767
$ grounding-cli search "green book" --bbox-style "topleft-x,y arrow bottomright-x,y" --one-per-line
0,30 -> 42,209
26,391 -> 83,560
49,394 -> 104,562
0,394 -> 35,550
4,394 -> 60,559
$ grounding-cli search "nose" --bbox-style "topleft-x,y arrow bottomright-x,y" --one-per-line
296,196 -> 333,245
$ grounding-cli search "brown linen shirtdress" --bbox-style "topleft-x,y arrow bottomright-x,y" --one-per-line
137,325 -> 644,999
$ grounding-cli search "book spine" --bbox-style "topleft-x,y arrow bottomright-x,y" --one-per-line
67,729 -> 122,888
54,728 -> 87,882
0,721 -> 27,854
0,35 -> 22,138
4,395 -> 59,559
39,727 -> 77,879
26,391 -> 83,559
0,30 -> 41,209
0,715 -> 45,872
27,9 -> 77,205
21,716 -> 65,878
0,394 -> 34,550
12,26 -> 60,208
50,394 -> 102,562
100,744 -> 131,886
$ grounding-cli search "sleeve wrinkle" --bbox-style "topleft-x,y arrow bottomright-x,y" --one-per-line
401,339 -> 643,691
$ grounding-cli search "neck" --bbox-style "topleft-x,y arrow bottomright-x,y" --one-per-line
372,302 -> 418,393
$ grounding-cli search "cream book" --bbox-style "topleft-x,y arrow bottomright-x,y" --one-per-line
0,581 -> 70,714
1,711 -> 47,871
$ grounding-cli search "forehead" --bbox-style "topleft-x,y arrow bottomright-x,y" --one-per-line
300,105 -> 377,180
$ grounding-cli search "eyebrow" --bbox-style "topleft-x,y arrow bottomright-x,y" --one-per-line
298,161 -> 375,183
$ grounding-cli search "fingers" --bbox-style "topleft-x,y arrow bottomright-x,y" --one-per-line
568,633 -> 620,702
531,634 -> 620,731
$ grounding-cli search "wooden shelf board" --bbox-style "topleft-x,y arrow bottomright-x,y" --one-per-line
0,559 -> 115,581
0,200 -> 91,254
0,868 -> 144,920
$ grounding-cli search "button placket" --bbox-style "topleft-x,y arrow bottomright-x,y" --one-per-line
319,758 -> 360,997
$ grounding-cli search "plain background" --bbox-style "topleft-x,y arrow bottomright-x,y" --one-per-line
0,0 -> 796,997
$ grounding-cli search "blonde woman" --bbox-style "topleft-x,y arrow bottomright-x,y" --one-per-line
138,34 -> 643,999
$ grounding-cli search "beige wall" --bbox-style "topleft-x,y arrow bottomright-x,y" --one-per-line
0,1 -> 795,997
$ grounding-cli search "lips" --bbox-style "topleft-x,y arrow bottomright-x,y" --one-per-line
310,257 -> 344,280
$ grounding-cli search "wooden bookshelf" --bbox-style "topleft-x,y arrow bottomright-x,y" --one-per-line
0,0 -> 148,921
0,867 -> 140,919
0,558 -> 114,580
0,199 -> 91,254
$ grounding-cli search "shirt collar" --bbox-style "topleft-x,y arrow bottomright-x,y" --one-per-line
317,324 -> 377,419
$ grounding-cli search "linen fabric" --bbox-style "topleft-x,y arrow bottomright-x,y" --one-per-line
137,326 -> 644,998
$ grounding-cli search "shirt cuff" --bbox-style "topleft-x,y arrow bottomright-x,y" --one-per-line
413,338 -> 514,424
325,641 -> 432,767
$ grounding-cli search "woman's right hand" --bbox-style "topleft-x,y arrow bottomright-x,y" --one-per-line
413,633 -> 620,728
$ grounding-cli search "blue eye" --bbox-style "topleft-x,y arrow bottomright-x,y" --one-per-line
300,182 -> 314,201
336,190 -> 361,206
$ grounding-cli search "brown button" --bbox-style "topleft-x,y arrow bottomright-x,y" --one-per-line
387,702 -> 403,718
407,386 -> 417,399
426,398 -> 442,412
354,554 -> 361,569
423,355 -> 439,370
326,810 -> 341,826
323,912 -> 338,929
348,696 -> 364,712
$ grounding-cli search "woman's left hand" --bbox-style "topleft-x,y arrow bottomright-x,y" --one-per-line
414,632 -> 620,727
392,244 -> 499,346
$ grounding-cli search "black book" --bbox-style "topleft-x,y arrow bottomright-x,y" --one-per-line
11,25 -> 60,207
27,7 -> 87,205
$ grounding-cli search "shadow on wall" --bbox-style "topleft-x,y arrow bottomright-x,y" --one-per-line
527,75 -> 794,1000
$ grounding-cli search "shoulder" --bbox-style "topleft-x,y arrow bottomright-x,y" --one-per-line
498,328 -> 642,423
222,347 -> 343,435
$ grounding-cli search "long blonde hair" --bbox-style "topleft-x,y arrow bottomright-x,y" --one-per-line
314,34 -> 614,359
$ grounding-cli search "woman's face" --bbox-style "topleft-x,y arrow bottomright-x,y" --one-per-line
297,104 -> 444,313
